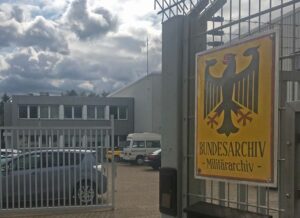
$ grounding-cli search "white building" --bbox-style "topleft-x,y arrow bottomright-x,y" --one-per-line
109,73 -> 162,134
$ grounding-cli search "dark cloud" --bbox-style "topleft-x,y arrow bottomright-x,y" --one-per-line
0,6 -> 69,54
1,47 -> 61,79
0,0 -> 162,95
0,75 -> 57,93
64,0 -> 118,40
21,16 -> 69,54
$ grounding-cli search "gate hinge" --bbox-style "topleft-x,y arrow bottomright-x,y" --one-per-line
279,107 -> 286,111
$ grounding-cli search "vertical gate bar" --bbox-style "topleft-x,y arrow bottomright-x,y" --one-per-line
11,129 -> 15,209
100,129 -> 104,206
246,185 -> 249,211
237,184 -> 247,210
29,129 -> 33,209
89,128 -> 93,205
210,180 -> 213,203
111,116 -> 115,208
248,0 -> 251,34
68,129 -> 72,206
39,129 -> 43,207
279,1 -> 285,217
51,130 -> 55,207
17,129 -> 20,209
227,182 -> 230,207
238,0 -> 241,38
218,181 -> 225,206
0,128 -> 2,209
269,0 -> 272,29
50,129 -> 54,207
84,129 -> 88,206
62,130 -> 66,207
46,129 -> 49,208
79,129 -> 82,206
221,6 -> 223,43
258,0 -> 261,32
5,130 -> 8,209
34,130 -> 38,208
95,129 -> 99,206
229,0 -> 232,41
106,129 -> 109,205
73,128 -> 77,206
267,187 -> 270,215
258,187 -> 267,214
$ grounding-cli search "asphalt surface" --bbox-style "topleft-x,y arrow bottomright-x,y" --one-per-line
2,162 -> 160,218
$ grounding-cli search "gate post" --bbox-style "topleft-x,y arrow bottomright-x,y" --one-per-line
161,15 -> 185,218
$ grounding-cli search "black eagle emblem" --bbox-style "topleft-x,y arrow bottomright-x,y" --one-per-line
204,46 -> 260,136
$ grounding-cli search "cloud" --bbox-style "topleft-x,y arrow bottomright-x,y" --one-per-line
63,0 -> 118,40
0,4 -> 69,54
22,16 -> 69,54
0,0 -> 162,95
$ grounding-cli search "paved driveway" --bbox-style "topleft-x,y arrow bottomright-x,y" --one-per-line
3,163 -> 160,218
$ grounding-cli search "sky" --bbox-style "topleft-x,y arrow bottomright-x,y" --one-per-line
0,0 -> 162,95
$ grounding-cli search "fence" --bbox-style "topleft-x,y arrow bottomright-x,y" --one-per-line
0,125 -> 115,215
155,0 -> 300,217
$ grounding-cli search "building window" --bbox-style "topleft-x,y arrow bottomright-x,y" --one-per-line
40,105 -> 49,119
109,106 -> 118,120
50,105 -> 59,119
119,106 -> 128,120
97,105 -> 105,120
29,105 -> 38,119
19,105 -> 28,118
87,105 -> 95,119
74,106 -> 82,119
64,106 -> 72,119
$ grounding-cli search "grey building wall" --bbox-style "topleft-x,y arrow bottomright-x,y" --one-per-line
4,95 -> 134,137
109,73 -> 162,134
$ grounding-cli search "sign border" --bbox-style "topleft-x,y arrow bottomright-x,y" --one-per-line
194,30 -> 279,187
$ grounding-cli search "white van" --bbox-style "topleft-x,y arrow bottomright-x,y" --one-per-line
122,132 -> 161,165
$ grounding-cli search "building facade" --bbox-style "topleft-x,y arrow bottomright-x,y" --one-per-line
4,95 -> 134,148
109,73 -> 162,134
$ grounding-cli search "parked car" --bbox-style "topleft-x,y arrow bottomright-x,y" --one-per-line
122,132 -> 161,165
144,149 -> 161,170
0,149 -> 21,159
0,149 -> 107,205
106,147 -> 122,162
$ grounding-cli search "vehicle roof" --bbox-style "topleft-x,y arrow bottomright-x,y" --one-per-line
127,132 -> 161,140
0,149 -> 21,153
20,149 -> 96,156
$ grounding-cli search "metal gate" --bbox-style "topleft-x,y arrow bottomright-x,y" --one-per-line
155,0 -> 300,217
0,123 -> 116,215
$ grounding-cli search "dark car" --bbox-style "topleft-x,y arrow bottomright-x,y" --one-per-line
0,149 -> 107,206
144,149 -> 161,170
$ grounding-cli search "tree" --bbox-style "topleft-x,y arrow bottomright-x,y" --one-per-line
0,93 -> 10,126
62,90 -> 78,96
101,90 -> 110,97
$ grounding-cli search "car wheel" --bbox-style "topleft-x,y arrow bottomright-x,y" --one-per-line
136,156 -> 144,165
75,181 -> 96,205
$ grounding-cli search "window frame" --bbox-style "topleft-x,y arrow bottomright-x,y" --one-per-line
29,105 -> 38,119
64,105 -> 73,119
19,105 -> 28,119
39,105 -> 49,119
73,105 -> 83,119
87,105 -> 96,120
96,105 -> 106,120
118,106 -> 128,120
50,105 -> 59,119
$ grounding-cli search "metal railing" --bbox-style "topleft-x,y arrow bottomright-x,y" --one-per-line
0,125 -> 115,215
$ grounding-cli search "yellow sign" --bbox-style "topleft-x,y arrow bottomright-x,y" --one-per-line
195,32 -> 277,185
